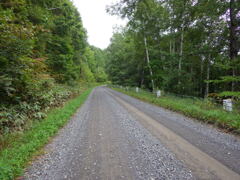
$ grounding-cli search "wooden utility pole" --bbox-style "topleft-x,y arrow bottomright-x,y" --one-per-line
144,36 -> 155,91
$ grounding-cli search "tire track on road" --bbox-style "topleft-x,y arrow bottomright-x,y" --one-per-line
106,89 -> 240,180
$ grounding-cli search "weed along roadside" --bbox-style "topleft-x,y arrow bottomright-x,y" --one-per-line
0,87 -> 94,180
111,86 -> 240,134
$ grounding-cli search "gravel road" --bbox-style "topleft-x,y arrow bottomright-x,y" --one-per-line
24,87 -> 240,180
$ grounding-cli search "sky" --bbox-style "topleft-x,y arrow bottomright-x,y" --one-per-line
72,0 -> 127,49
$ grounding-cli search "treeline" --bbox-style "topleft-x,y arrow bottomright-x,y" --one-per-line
106,0 -> 240,98
0,0 -> 107,132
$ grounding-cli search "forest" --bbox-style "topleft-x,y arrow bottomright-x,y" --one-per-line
0,0 -> 107,133
0,1 -> 240,179
106,0 -> 240,98
0,0 -> 239,132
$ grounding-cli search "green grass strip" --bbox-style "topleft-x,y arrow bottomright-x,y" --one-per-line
114,88 -> 240,134
0,88 -> 93,180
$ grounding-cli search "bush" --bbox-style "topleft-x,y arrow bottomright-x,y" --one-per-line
0,83 -> 79,134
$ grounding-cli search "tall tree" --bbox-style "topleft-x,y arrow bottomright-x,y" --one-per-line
106,0 -> 240,98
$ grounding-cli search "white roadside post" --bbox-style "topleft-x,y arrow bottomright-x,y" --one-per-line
223,99 -> 233,112
157,90 -> 161,98
136,87 -> 139,93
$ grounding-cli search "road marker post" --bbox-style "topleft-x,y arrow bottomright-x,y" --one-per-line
157,90 -> 161,98
136,87 -> 139,93
223,99 -> 233,112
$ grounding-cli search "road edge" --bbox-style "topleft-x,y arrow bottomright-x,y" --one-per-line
111,87 -> 240,135
0,87 -> 94,180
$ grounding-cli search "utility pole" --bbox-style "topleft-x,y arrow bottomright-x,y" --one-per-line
144,36 -> 155,91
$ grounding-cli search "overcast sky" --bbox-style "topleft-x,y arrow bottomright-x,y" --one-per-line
72,0 -> 126,49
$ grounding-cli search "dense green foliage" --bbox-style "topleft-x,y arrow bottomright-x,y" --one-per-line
0,87 -> 93,180
114,87 -> 240,133
0,2 -> 103,176
106,0 -> 240,98
0,0 -> 107,133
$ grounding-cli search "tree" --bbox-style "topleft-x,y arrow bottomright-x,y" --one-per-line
0,0 -> 107,104
106,0 -> 240,97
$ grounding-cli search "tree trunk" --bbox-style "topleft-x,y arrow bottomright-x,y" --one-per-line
144,36 -> 155,91
173,38 -> 175,54
205,56 -> 210,98
170,40 -> 172,54
140,68 -> 145,88
229,0 -> 238,91
178,30 -> 184,85
200,56 -> 204,96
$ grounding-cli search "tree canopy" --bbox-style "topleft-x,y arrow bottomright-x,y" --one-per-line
106,0 -> 240,98
0,0 -> 107,104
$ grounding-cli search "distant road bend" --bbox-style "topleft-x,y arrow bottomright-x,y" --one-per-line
24,86 -> 240,180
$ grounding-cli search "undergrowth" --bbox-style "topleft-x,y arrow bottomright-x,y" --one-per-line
0,82 -> 92,134
0,86 -> 93,180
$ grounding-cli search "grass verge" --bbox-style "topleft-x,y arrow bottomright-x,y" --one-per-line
0,87 -> 93,180
113,88 -> 240,134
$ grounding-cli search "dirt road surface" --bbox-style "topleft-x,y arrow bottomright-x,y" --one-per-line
24,87 -> 240,180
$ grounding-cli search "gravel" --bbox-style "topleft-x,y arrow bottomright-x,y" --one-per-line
24,87 -> 240,179
24,91 -> 92,180
109,88 -> 240,174
24,87 -> 194,179
106,94 -> 193,179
